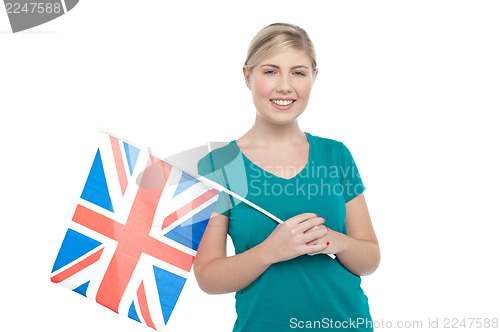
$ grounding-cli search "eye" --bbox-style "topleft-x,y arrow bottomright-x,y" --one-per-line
293,71 -> 306,76
264,70 -> 276,75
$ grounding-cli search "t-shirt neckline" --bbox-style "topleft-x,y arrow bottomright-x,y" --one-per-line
231,132 -> 312,181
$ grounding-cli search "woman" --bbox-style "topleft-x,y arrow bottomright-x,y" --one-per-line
195,23 -> 380,331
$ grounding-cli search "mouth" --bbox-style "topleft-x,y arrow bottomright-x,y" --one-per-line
270,99 -> 296,106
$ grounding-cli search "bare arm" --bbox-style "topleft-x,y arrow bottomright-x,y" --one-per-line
193,212 -> 328,294
193,212 -> 271,294
308,193 -> 380,276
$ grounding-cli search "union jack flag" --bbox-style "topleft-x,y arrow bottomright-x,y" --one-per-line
50,132 -> 218,330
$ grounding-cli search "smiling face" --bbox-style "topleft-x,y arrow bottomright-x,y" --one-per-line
244,50 -> 318,126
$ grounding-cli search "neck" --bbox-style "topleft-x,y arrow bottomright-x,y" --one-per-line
238,114 -> 306,148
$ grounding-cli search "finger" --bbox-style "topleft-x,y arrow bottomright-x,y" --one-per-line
302,226 -> 328,243
298,217 -> 325,233
304,224 -> 327,235
306,238 -> 320,245
305,242 -> 328,255
286,212 -> 319,226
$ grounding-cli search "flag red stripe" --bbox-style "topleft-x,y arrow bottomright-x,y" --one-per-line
137,281 -> 156,330
110,136 -> 128,196
51,248 -> 104,283
142,235 -> 195,272
72,205 -> 195,271
73,204 -> 126,240
94,156 -> 185,313
162,188 -> 218,230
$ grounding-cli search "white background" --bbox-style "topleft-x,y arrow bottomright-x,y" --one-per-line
1,1 -> 499,331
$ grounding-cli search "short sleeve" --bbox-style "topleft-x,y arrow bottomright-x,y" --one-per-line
338,143 -> 365,203
210,192 -> 231,217
197,153 -> 231,217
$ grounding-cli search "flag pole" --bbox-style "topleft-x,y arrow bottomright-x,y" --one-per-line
98,129 -> 335,259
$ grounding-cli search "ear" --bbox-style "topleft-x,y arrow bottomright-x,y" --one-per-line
312,68 -> 318,84
243,65 -> 252,90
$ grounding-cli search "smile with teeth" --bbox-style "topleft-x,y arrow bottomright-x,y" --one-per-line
271,99 -> 295,106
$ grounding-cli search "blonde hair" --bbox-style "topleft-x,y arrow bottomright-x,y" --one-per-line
245,23 -> 317,74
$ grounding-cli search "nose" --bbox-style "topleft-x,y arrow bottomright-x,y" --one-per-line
276,75 -> 292,93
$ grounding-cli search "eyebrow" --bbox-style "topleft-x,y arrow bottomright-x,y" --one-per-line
260,64 -> 310,70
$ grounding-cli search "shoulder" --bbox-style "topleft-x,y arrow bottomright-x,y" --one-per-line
197,141 -> 240,175
307,133 -> 360,168
307,132 -> 348,155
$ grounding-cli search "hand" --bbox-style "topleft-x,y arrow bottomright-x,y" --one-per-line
306,227 -> 345,256
260,213 -> 329,264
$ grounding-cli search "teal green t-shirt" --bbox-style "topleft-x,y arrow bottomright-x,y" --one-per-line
198,132 -> 372,331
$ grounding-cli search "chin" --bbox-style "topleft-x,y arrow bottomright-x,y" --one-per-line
260,110 -> 304,126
